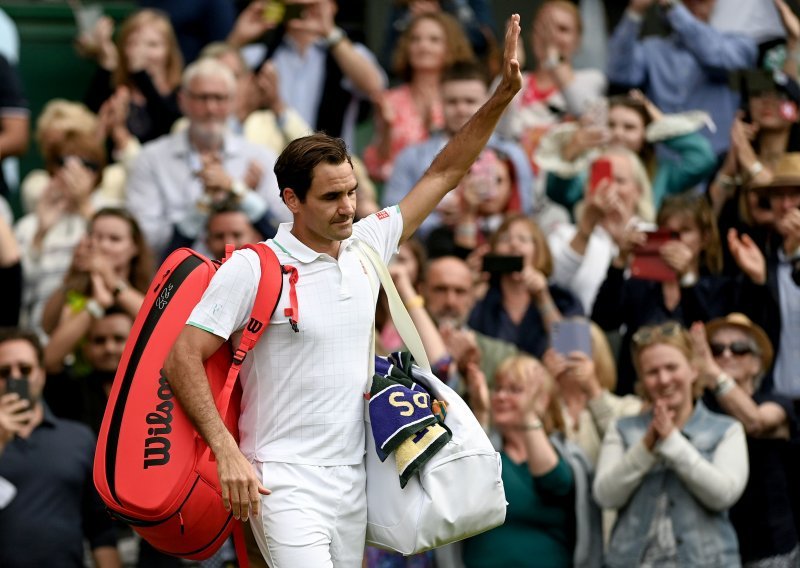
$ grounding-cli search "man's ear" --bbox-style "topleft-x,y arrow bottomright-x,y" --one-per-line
283,187 -> 301,214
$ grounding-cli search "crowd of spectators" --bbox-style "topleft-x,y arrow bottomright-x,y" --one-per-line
1,0 -> 800,567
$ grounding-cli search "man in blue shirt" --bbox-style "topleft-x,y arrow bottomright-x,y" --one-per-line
608,0 -> 758,157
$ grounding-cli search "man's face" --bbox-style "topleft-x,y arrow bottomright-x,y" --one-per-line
206,211 -> 258,260
684,0 -> 716,22
285,161 -> 357,249
180,74 -> 234,145
0,339 -> 45,404
767,185 -> 800,218
84,314 -> 132,373
442,79 -> 488,134
422,257 -> 475,326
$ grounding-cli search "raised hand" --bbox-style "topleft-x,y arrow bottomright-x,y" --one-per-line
688,321 -> 722,381
659,240 -> 694,277
228,1 -> 279,48
728,228 -> 766,284
497,14 -> 523,100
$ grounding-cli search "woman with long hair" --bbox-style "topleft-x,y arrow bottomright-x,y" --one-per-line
463,354 -> 602,568
539,91 -> 716,214
364,11 -> 474,182
83,9 -> 184,144
43,208 -> 154,373
591,194 -> 736,394
468,214 -> 583,358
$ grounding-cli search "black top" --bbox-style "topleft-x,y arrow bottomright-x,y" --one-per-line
0,404 -> 116,567
706,392 -> 800,562
469,282 -> 584,358
0,262 -> 22,327
0,55 -> 28,197
591,265 -> 738,395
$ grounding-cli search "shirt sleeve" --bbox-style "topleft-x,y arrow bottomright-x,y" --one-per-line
352,205 -> 404,265
657,420 -> 749,511
187,250 -> 260,339
593,419 -> 658,509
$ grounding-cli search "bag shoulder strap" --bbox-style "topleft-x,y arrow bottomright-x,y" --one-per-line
354,241 -> 431,372
214,242 -> 288,414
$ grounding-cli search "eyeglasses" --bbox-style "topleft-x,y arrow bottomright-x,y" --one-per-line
631,321 -> 683,347
710,341 -> 756,357
0,363 -> 34,380
55,155 -> 101,172
185,91 -> 230,104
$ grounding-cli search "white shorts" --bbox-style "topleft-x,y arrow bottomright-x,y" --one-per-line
250,461 -> 367,568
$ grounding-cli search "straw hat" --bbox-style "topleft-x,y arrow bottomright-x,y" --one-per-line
705,313 -> 773,371
749,153 -> 800,191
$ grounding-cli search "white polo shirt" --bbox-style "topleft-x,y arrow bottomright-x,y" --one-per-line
188,206 -> 403,465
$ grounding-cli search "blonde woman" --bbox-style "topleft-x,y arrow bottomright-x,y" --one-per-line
463,354 -> 602,567
594,322 -> 748,567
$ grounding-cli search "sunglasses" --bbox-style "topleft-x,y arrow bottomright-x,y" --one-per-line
55,155 -> 101,173
710,341 -> 756,357
631,321 -> 683,347
0,363 -> 34,380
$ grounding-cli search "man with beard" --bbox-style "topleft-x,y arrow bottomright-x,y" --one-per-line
126,58 -> 291,259
163,14 -> 524,566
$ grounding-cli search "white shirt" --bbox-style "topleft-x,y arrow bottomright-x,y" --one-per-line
126,129 -> 290,257
772,249 -> 800,398
711,0 -> 785,43
188,206 -> 404,465
548,223 -> 618,314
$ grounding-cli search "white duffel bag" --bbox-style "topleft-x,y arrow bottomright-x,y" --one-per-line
358,242 -> 507,555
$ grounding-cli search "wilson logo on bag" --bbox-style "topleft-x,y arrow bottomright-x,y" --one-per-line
93,244 -> 290,560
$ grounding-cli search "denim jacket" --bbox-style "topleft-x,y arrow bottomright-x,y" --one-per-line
606,402 -> 742,568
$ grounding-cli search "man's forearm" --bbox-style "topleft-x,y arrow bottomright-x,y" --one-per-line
330,39 -> 384,100
92,546 -> 122,568
426,89 -> 516,191
163,340 -> 236,455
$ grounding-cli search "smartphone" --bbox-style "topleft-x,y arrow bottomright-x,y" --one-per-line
630,229 -> 679,282
551,319 -> 592,357
5,378 -> 30,405
263,1 -> 303,25
589,158 -> 613,194
482,255 -> 523,274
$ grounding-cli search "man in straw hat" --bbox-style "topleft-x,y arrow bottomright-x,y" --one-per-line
690,313 -> 799,566
730,152 -> 800,402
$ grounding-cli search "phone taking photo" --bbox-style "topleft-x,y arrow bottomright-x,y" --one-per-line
5,378 -> 30,405
551,319 -> 592,357
263,1 -> 303,25
630,229 -> 679,282
589,158 -> 613,194
482,255 -> 523,274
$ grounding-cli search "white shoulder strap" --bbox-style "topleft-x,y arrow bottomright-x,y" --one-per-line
355,241 -> 432,372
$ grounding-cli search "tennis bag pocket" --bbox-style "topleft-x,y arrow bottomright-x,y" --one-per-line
93,245 -> 283,560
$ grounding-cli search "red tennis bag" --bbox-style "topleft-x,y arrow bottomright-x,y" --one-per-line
93,243 -> 289,560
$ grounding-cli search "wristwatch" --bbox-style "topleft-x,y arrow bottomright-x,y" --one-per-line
326,26 -> 346,49
86,299 -> 106,319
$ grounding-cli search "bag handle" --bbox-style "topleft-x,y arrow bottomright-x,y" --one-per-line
355,241 -> 431,373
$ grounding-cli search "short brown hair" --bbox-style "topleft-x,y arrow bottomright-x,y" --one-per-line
44,130 -> 107,183
489,214 -> 554,277
392,12 -> 476,82
0,328 -> 44,367
274,133 -> 353,202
